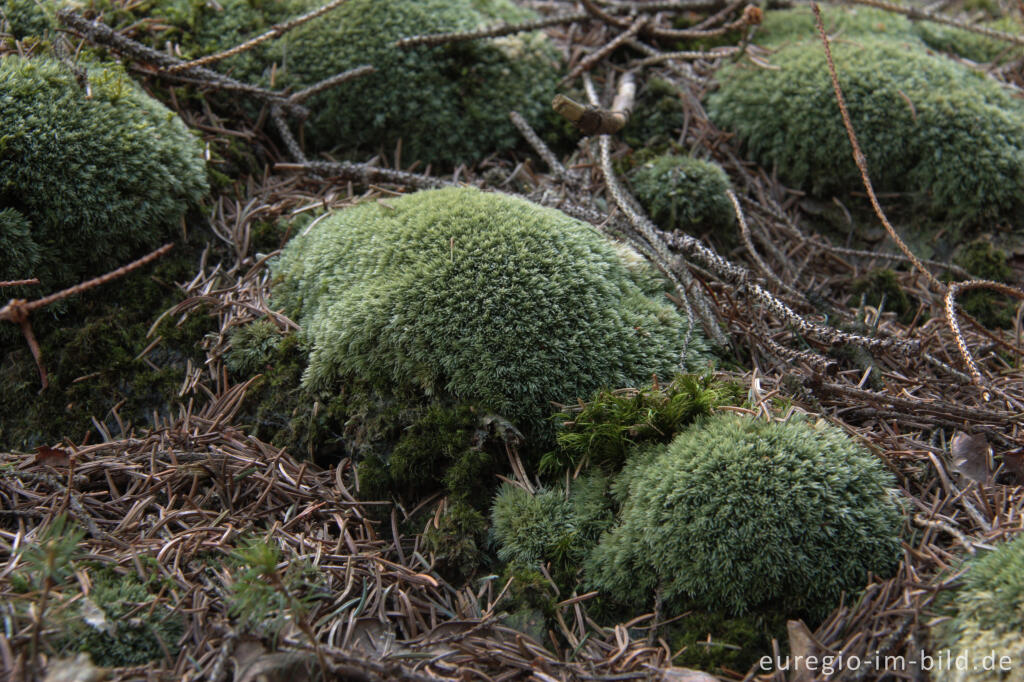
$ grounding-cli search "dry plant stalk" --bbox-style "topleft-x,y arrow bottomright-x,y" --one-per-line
553,71 -> 636,135
813,2 -> 1024,388
166,0 -> 351,72
0,278 -> 40,288
944,280 -> 1024,383
0,243 -> 174,390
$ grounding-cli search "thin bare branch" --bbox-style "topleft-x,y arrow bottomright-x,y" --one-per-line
166,0 -> 350,73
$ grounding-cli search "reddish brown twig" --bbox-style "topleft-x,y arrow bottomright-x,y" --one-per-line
0,243 -> 174,390
0,278 -> 40,288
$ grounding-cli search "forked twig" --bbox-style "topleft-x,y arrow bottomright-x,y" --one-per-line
553,71 -> 636,135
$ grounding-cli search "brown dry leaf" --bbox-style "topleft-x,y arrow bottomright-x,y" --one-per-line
35,445 -> 71,468
951,431 -> 991,484
1000,450 -> 1024,484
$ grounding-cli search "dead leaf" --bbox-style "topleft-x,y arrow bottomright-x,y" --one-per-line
1000,450 -> 1024,484
35,445 -> 71,468
80,598 -> 115,636
951,431 -> 991,484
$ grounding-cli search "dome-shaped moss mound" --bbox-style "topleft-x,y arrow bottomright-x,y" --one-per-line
585,413 -> 902,618
491,474 -> 614,576
139,0 -> 560,164
932,533 -> 1024,682
628,155 -> 735,236
271,0 -> 560,162
0,56 -> 209,294
272,187 -> 709,435
705,37 -> 1024,227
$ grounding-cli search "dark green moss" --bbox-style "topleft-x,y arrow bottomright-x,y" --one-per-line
1,55 -> 209,295
622,77 -> 685,149
422,500 -> 489,583
541,373 -> 744,476
491,473 -> 615,591
58,566 -> 185,668
849,269 -> 913,320
669,609 -> 786,674
953,240 -> 1017,329
0,240 -> 216,450
1,0 -> 54,38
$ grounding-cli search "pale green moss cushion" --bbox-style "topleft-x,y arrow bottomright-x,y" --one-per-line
272,187 -> 709,433
932,534 -> 1024,682
585,414 -> 903,618
706,36 -> 1024,226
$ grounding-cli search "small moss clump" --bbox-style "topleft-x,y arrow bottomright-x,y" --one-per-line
622,77 -> 686,149
628,155 -> 735,237
953,240 -> 1017,329
272,187 -> 709,439
931,533 -> 1024,682
64,567 -> 185,668
586,414 -> 903,619
706,37 -> 1024,228
491,473 -> 614,586
849,268 -> 914,321
542,373 -> 743,475
0,56 -> 209,296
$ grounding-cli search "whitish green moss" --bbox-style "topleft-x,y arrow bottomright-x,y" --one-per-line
0,56 -> 208,294
706,37 -> 1024,227
757,4 -> 1023,64
586,414 -> 902,619
628,155 -> 735,235
755,6 -> 914,45
272,187 -> 709,436
932,533 -> 1024,682
491,473 -> 613,575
